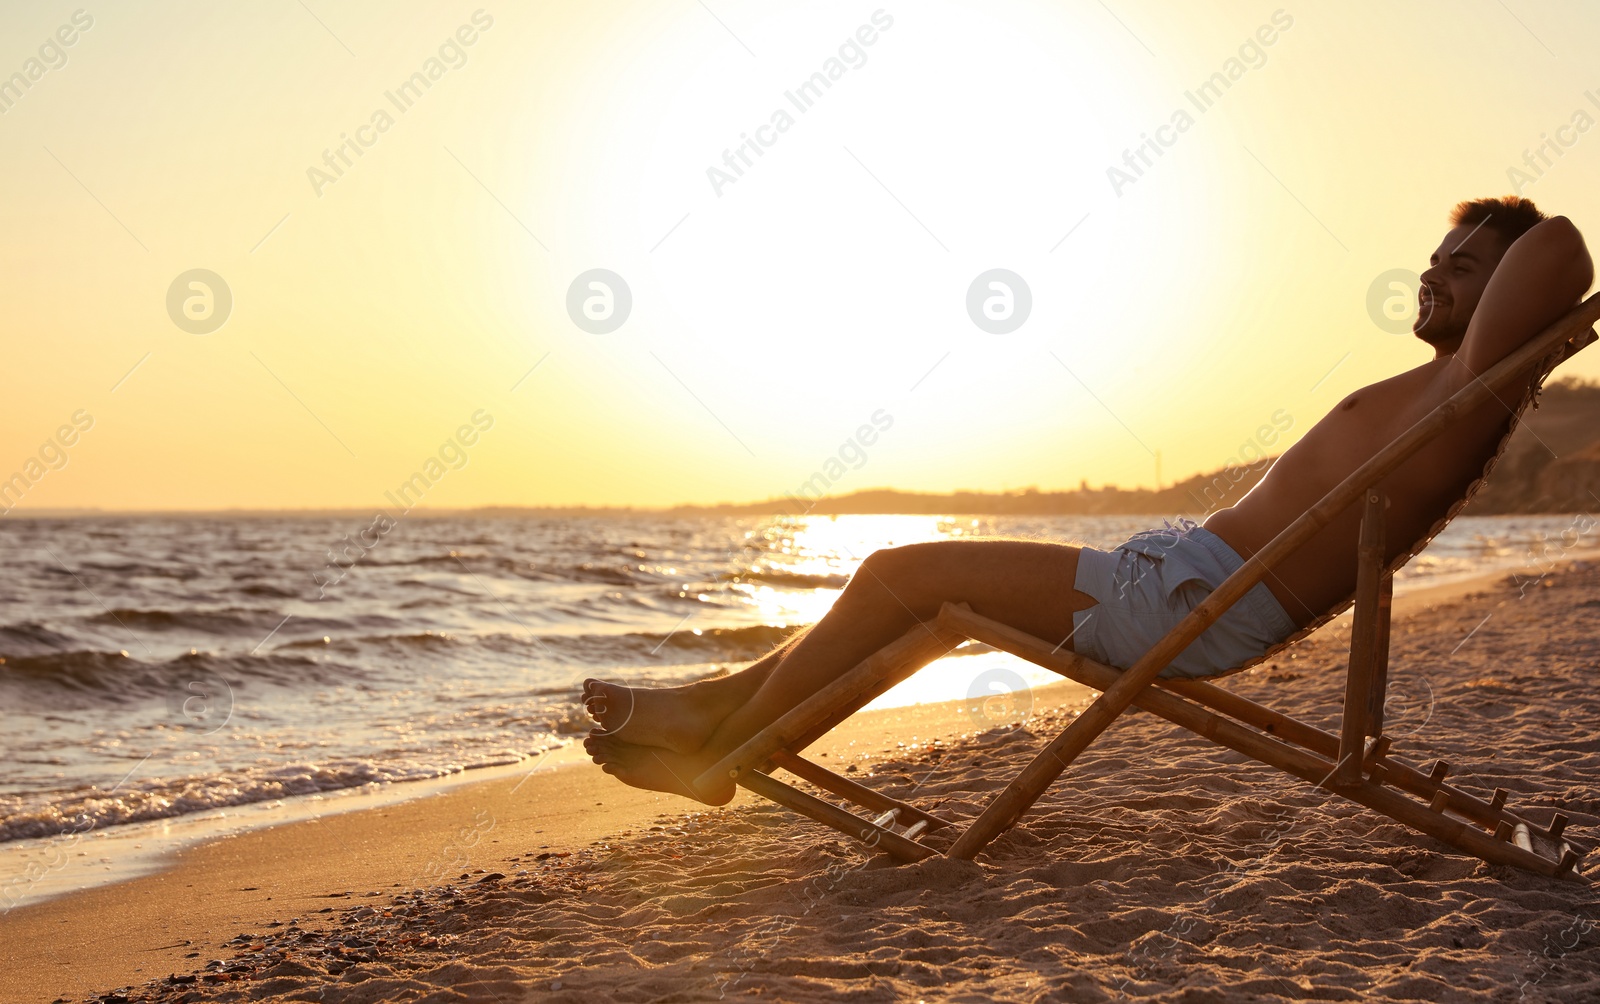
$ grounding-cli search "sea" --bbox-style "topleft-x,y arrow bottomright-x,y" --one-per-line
1,511 -> 1594,895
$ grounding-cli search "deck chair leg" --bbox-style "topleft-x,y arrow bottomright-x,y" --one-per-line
1336,490 -> 1386,786
1366,571 -> 1394,734
736,769 -> 937,862
768,749 -> 956,831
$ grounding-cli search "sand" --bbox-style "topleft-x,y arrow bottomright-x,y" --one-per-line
6,561 -> 1600,1002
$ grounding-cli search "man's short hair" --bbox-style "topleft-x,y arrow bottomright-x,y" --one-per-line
1449,195 -> 1547,249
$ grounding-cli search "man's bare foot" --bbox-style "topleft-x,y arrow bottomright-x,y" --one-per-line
582,678 -> 736,754
583,734 -> 735,806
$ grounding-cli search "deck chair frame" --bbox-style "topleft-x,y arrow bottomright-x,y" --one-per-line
693,292 -> 1600,880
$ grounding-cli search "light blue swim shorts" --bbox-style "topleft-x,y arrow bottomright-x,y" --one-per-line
1071,517 -> 1299,680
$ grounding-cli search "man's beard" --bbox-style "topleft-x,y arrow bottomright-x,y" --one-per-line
1412,302 -> 1462,347
1413,322 -> 1458,347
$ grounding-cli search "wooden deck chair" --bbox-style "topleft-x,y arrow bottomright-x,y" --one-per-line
693,292 -> 1600,880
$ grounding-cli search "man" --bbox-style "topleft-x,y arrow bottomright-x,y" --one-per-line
585,196 -> 1594,806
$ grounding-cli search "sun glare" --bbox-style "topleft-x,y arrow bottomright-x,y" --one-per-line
505,1 -> 1215,499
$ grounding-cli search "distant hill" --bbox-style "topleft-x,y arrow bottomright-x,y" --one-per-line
1460,376 -> 1600,513
665,464 -> 1273,519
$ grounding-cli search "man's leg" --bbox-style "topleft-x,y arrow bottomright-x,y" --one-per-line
588,539 -> 1099,803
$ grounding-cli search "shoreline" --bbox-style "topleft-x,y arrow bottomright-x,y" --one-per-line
0,680 -> 1099,1004
0,643 -> 1061,916
2,557 -> 1593,1002
0,747 -> 580,913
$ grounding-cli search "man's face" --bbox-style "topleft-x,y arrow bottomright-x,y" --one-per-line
1414,223 -> 1510,347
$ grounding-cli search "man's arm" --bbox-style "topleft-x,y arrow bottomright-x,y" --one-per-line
1457,216 -> 1594,381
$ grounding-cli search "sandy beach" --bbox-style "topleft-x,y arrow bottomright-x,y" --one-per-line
6,559 -> 1600,1003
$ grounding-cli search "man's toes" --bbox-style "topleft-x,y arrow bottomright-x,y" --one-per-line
585,681 -> 614,713
583,680 -> 633,729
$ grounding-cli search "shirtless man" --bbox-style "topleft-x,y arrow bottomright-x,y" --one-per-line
585,196 -> 1594,806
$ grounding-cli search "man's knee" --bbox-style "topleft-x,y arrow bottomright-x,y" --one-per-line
854,541 -> 954,590
854,545 -> 903,588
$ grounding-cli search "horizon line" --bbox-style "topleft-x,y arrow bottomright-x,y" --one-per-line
0,475 -> 1259,519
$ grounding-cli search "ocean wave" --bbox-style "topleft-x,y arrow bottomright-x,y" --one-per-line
0,748 -> 558,843
271,622 -> 804,668
2,608 -> 369,662
55,560 -> 198,580
357,552 -> 656,586
723,569 -> 850,589
357,552 -> 516,570
538,622 -> 802,666
238,583 -> 300,599
338,550 -> 824,591
0,621 -> 82,657
394,578 -> 484,596
0,648 -> 367,704
279,630 -> 460,652
88,607 -> 279,635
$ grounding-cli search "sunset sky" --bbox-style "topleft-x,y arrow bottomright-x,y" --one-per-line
3,1 -> 1599,511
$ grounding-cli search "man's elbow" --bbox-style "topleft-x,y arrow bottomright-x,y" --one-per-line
1522,215 -> 1581,254
1526,216 -> 1594,295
